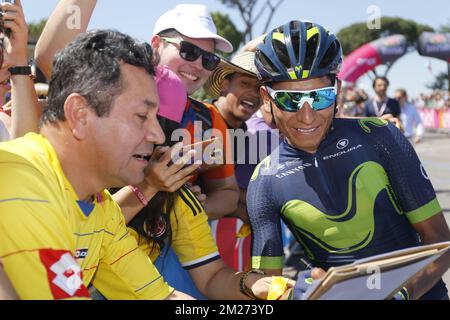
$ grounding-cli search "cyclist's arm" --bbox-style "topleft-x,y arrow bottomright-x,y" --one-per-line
189,258 -> 288,299
35,0 -> 97,79
246,160 -> 284,276
377,123 -> 449,299
405,213 -> 450,300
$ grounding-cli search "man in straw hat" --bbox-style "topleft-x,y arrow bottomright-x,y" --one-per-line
203,49 -> 269,272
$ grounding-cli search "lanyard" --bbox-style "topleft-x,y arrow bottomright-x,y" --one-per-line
372,98 -> 388,117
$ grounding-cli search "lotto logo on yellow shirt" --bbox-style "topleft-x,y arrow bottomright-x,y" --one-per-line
39,249 -> 90,299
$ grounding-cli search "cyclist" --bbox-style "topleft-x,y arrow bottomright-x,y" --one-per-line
247,20 -> 450,300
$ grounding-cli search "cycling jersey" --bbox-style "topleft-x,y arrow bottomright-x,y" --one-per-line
0,133 -> 172,300
247,118 -> 447,299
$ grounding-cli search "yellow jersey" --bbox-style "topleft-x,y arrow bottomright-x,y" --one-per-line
129,186 -> 220,269
0,133 -> 172,300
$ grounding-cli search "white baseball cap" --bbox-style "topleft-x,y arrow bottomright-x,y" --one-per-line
153,4 -> 233,53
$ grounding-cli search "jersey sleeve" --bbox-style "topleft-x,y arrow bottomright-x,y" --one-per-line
171,187 -> 220,269
91,199 -> 173,300
372,121 -> 442,224
246,157 -> 284,270
0,159 -> 90,300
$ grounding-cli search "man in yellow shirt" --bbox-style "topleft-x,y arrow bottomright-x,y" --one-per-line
0,29 -> 191,300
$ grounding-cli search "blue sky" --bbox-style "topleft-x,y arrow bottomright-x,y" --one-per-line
22,0 -> 450,98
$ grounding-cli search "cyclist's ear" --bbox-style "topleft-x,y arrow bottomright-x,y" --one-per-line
336,78 -> 342,96
259,86 -> 271,105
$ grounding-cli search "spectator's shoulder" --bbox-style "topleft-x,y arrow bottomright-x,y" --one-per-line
0,134 -> 52,175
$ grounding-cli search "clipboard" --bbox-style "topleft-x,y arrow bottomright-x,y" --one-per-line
304,241 -> 450,300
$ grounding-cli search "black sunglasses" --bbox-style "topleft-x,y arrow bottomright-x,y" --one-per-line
161,37 -> 220,71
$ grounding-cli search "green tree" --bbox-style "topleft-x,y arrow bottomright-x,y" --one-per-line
211,12 -> 243,57
427,72 -> 449,91
217,0 -> 285,47
337,17 -> 434,55
426,21 -> 450,91
28,18 -> 47,44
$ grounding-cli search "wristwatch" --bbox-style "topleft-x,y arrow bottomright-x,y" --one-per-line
239,269 -> 266,300
8,66 -> 35,79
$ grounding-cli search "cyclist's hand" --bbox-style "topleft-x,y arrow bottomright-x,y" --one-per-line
292,268 -> 326,300
142,143 -> 200,193
250,275 -> 295,300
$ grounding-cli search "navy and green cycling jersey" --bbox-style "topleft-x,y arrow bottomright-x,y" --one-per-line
247,118 -> 447,299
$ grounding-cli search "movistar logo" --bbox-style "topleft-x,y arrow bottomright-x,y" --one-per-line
281,161 -> 401,253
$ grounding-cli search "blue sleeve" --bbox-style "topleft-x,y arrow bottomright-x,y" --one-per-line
374,122 -> 441,224
246,159 -> 284,270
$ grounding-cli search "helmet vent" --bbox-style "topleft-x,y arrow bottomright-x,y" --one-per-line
319,40 -> 341,70
304,34 -> 319,70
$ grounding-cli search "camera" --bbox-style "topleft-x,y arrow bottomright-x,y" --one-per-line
0,0 -> 15,37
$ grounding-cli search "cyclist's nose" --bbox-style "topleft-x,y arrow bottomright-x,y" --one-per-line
296,102 -> 315,124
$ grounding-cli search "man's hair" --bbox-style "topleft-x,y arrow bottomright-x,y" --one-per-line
157,28 -> 182,39
395,88 -> 408,99
372,76 -> 390,89
153,29 -> 183,65
41,29 -> 155,125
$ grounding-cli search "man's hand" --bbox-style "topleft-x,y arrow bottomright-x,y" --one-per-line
142,143 -> 201,193
186,183 -> 207,207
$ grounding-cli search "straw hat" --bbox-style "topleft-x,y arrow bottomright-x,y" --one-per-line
204,51 -> 258,99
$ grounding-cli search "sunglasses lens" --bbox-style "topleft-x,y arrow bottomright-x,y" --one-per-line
178,41 -> 218,71
201,54 -> 220,71
273,88 -> 336,112
179,41 -> 200,62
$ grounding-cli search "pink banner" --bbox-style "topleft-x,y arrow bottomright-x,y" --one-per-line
339,44 -> 381,83
417,108 -> 450,129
